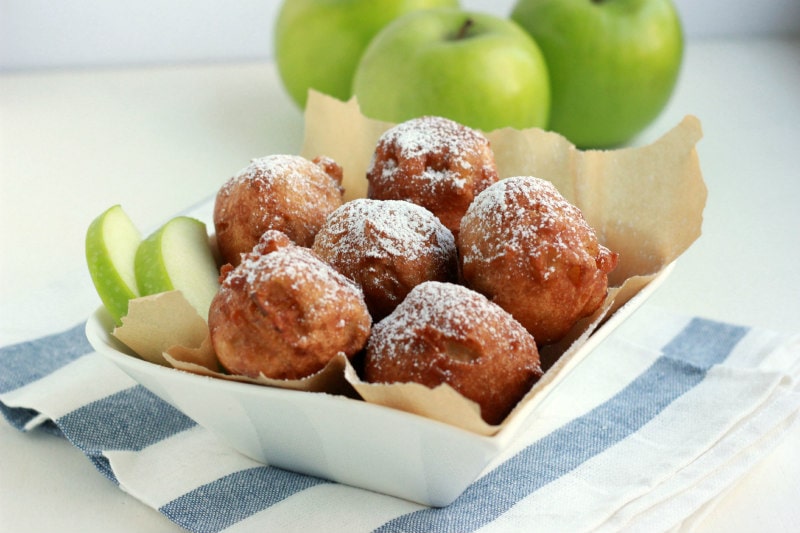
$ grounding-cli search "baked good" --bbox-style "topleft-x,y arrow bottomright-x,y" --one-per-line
364,281 -> 542,425
208,243 -> 371,380
366,116 -> 498,238
213,154 -> 344,266
312,198 -> 458,320
459,176 -> 618,345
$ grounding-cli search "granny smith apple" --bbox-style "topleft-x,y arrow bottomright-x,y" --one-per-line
352,8 -> 550,132
511,0 -> 683,148
85,205 -> 142,325
275,0 -> 458,108
135,216 -> 220,320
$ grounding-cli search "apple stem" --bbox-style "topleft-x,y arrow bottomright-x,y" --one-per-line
455,18 -> 475,40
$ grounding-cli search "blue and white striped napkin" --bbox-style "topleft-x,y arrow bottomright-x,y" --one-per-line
2,301 -> 799,532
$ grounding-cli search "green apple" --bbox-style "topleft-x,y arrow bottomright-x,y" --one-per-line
351,8 -> 550,132
511,0 -> 683,148
275,0 -> 458,108
135,216 -> 220,320
85,205 -> 142,325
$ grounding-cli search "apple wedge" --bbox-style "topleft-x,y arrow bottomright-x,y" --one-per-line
135,216 -> 220,321
85,204 -> 142,325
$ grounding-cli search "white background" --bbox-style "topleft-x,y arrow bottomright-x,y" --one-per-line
2,0 -> 799,71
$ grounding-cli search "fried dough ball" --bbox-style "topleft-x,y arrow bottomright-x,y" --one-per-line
214,154 -> 344,266
366,116 -> 499,238
364,281 -> 542,425
208,243 -> 371,380
312,198 -> 458,321
459,176 -> 618,345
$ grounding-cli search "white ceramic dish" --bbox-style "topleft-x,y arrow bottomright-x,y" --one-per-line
85,263 -> 673,507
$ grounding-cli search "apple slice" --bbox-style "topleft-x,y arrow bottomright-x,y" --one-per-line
85,204 -> 142,325
134,216 -> 220,321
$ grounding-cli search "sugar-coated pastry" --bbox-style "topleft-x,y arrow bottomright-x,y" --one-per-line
366,116 -> 499,238
208,243 -> 371,380
364,281 -> 543,425
214,154 -> 344,266
312,198 -> 458,320
459,176 -> 618,345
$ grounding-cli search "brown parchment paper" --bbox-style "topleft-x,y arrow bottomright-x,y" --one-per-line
112,90 -> 706,436
117,292 -> 357,397
114,291 -> 217,369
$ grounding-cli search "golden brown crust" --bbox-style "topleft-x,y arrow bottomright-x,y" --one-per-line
459,176 -> 618,345
312,198 -> 458,321
213,154 -> 344,266
366,116 -> 498,239
208,244 -> 371,380
364,281 -> 542,425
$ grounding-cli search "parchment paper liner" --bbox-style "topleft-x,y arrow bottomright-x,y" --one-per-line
113,91 -> 706,437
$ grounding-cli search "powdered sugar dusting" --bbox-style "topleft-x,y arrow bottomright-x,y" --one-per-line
229,155 -> 319,187
369,281 -> 528,362
367,116 -> 491,191
382,116 -> 482,163
223,245 -> 364,311
221,154 -> 343,222
461,176 -> 593,280
314,198 -> 455,264
213,154 -> 344,259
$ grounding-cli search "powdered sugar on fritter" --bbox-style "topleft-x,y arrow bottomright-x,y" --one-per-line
225,245 -> 364,311
461,176 -> 592,278
369,281 -> 525,361
314,198 -> 455,263
368,116 -> 489,190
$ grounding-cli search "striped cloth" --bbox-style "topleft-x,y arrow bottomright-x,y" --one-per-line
2,303 -> 799,532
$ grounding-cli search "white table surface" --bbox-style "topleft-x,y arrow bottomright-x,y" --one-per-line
1,37 -> 799,532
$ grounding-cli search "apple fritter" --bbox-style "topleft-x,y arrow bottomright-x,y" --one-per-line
458,176 -> 618,345
366,116 -> 498,239
209,242 -> 371,380
312,198 -> 458,321
364,281 -> 542,425
214,154 -> 344,266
